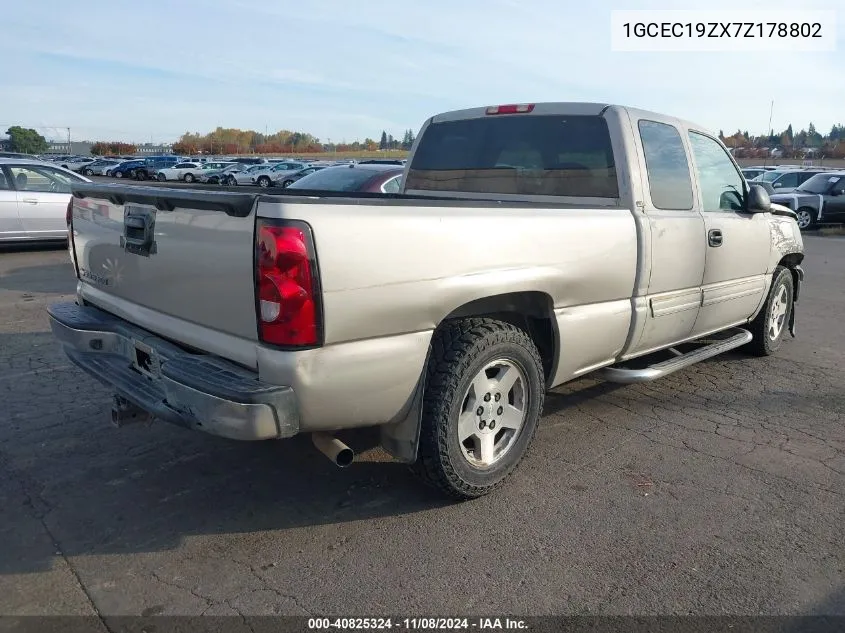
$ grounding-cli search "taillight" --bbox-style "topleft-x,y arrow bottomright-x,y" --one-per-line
485,103 -> 535,115
255,219 -> 321,347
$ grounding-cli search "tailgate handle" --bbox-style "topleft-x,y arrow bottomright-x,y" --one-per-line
121,208 -> 157,257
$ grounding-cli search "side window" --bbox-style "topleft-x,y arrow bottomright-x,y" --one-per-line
774,172 -> 799,188
688,132 -> 744,212
638,120 -> 694,210
0,169 -> 10,190
9,166 -> 74,193
381,176 -> 401,194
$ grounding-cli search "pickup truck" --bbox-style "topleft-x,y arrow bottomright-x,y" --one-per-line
49,102 -> 805,499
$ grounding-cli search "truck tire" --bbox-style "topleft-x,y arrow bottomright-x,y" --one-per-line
795,207 -> 816,231
747,266 -> 794,357
412,318 -> 545,500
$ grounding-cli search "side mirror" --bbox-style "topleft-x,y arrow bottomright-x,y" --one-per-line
746,184 -> 771,213
773,182 -> 782,188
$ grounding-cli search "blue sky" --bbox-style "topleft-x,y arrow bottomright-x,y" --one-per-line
1,0 -> 841,144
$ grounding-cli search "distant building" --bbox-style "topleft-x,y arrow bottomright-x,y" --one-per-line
136,143 -> 174,155
44,141 -> 94,156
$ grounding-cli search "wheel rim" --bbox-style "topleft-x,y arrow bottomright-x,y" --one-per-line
796,210 -> 811,229
116,172 -> 123,178
186,174 -> 193,182
768,284 -> 789,340
458,358 -> 528,468
158,174 -> 165,181
259,179 -> 268,187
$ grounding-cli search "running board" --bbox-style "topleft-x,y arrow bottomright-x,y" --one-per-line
598,328 -> 753,384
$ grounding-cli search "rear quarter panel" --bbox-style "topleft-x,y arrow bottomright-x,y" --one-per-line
254,198 -> 638,430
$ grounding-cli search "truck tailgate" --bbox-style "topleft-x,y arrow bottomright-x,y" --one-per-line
70,184 -> 259,349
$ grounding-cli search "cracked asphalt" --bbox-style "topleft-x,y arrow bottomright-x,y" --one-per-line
0,236 -> 843,619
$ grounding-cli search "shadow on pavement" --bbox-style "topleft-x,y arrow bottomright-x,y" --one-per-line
0,332 -> 450,576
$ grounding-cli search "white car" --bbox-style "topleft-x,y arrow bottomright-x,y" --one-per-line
0,158 -> 90,242
60,158 -> 97,173
155,162 -> 205,182
250,162 -> 307,187
226,163 -> 279,186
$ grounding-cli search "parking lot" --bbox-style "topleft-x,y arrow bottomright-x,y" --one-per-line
0,234 -> 843,618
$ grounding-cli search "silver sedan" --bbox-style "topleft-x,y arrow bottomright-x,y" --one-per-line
0,158 -> 91,242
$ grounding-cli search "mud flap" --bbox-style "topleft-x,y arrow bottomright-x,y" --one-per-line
789,303 -> 796,338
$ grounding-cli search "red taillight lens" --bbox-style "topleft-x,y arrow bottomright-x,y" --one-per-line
255,220 -> 321,346
485,103 -> 535,115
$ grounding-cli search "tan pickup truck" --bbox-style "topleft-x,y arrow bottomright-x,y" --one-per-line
49,102 -> 805,499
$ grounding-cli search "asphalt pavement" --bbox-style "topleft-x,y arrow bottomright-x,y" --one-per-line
0,235 -> 843,618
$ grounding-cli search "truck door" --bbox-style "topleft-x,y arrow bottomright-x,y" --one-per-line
686,131 -> 771,337
626,118 -> 706,356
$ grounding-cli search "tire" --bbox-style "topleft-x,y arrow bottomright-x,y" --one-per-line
83,168 -> 94,176
227,176 -> 237,186
411,318 -> 545,500
115,171 -> 124,179
747,266 -> 794,357
795,207 -> 816,231
282,180 -> 294,188
184,173 -> 195,183
136,170 -> 146,181
157,173 -> 166,182
257,176 -> 271,188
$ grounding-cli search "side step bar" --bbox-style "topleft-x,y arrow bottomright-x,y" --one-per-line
598,328 -> 753,384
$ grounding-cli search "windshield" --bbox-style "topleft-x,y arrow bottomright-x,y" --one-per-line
406,114 -> 618,197
288,166 -> 378,191
760,170 -> 789,182
796,174 -> 841,194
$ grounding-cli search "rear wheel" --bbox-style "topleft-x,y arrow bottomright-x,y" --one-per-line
282,179 -> 294,188
83,168 -> 94,176
227,175 -> 237,186
136,170 -> 146,181
157,173 -> 166,182
747,266 -> 794,357
795,207 -> 816,231
184,173 -> 195,183
411,318 -> 545,500
115,171 -> 124,179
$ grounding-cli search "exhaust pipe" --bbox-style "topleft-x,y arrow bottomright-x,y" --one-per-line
312,433 -> 354,468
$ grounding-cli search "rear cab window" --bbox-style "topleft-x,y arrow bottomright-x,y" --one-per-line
405,114 -> 619,198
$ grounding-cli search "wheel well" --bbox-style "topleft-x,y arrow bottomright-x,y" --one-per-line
778,253 -> 804,300
441,292 -> 557,383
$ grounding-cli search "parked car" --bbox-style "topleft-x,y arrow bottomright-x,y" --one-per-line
763,169 -> 827,194
226,163 -> 280,186
155,162 -> 205,182
228,157 -> 267,165
741,168 -> 767,180
198,163 -> 245,184
52,102 -> 804,500
272,165 -> 331,188
287,163 -> 403,193
771,172 -> 845,230
0,158 -> 90,242
81,159 -> 122,177
108,159 -> 145,179
250,162 -> 307,188
135,156 -> 180,180
60,157 -> 97,172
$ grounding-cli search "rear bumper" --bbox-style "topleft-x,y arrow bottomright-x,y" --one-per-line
47,302 -> 299,441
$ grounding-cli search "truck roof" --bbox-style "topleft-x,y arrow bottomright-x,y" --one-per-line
429,102 -> 711,136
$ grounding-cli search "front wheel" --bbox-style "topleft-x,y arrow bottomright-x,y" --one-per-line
411,318 -> 545,500
747,266 -> 794,357
115,171 -> 124,179
184,173 -> 195,183
83,168 -> 94,176
282,180 -> 294,188
157,173 -> 166,182
227,175 -> 237,186
795,207 -> 816,231
257,176 -> 271,188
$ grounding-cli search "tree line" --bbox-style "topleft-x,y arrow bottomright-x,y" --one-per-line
170,127 -> 416,156
719,123 -> 845,159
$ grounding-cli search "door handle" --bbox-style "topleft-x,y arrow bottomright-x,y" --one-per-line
22,198 -> 39,204
708,229 -> 723,247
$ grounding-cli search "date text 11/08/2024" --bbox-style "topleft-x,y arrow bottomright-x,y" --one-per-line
307,618 -> 528,630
